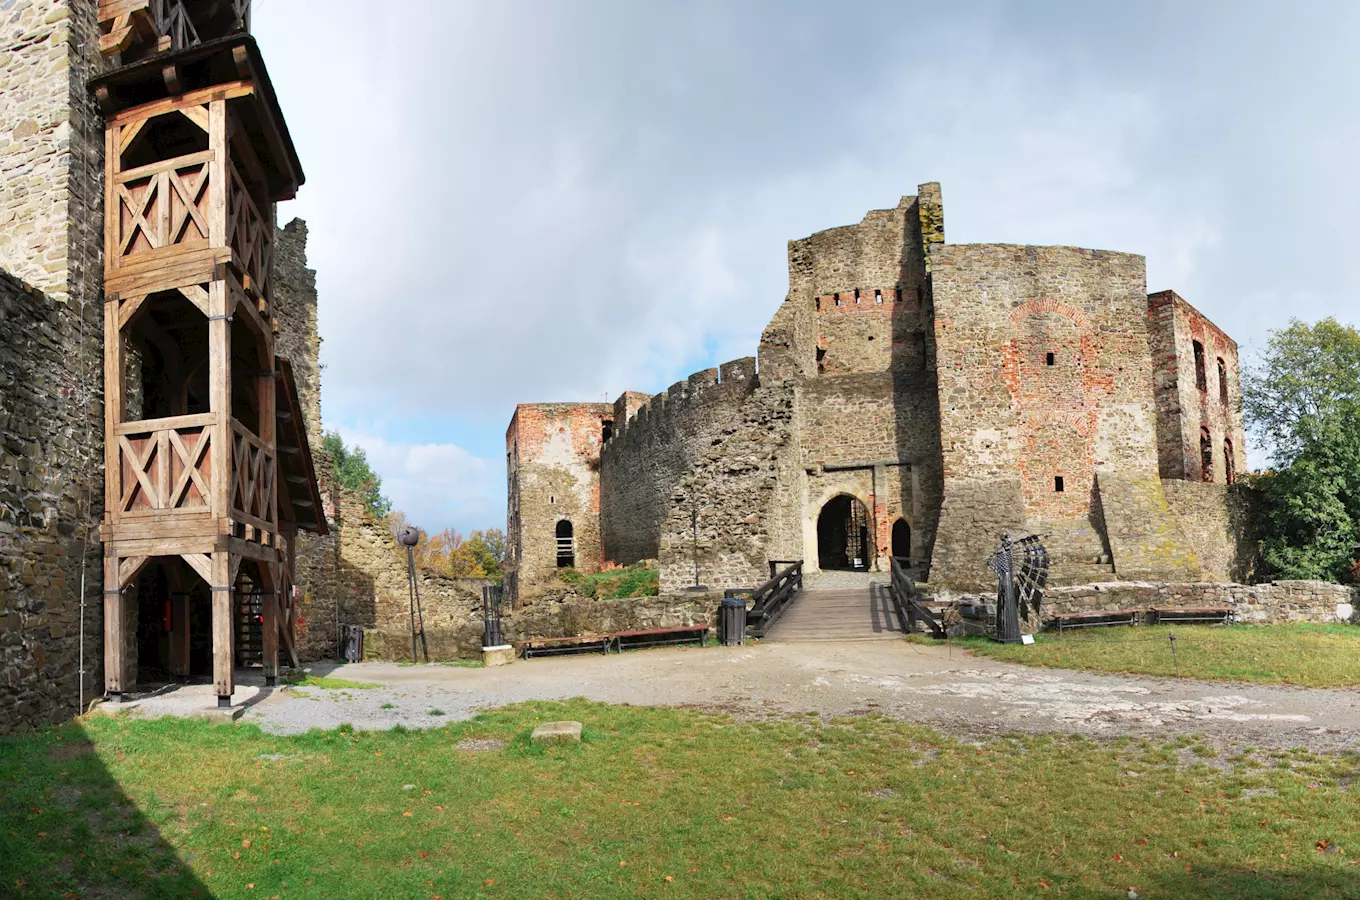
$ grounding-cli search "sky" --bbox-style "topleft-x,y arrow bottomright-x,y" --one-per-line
253,0 -> 1360,536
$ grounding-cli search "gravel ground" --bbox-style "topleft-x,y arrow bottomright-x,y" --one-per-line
106,639 -> 1360,752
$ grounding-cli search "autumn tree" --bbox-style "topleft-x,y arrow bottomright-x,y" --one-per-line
388,514 -> 508,579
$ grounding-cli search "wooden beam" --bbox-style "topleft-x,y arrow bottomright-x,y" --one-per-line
114,412 -> 216,436
260,561 -> 279,684
103,556 -> 128,694
117,555 -> 149,588
116,293 -> 149,330
109,82 -> 255,129
162,63 -> 182,95
180,552 -> 211,585
211,551 -> 234,701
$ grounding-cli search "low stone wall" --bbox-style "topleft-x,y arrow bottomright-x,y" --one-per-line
938,580 -> 1357,632
361,590 -> 720,662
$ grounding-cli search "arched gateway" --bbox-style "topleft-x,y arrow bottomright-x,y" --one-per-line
816,495 -> 872,571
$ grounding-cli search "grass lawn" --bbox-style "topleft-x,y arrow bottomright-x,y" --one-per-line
949,624 -> 1360,687
2,700 -> 1359,899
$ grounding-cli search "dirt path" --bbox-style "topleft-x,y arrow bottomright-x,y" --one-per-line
117,640 -> 1360,751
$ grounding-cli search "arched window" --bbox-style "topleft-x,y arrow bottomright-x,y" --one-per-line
1200,427 -> 1214,482
1224,438 -> 1236,485
1217,358 -> 1229,406
555,520 -> 575,568
1193,341 -> 1207,391
601,419 -> 614,443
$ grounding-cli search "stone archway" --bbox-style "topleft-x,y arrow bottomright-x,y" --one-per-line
816,494 -> 872,571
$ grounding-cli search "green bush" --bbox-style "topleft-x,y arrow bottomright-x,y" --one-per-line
555,562 -> 659,599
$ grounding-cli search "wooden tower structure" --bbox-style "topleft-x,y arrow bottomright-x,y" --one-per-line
92,1 -> 326,706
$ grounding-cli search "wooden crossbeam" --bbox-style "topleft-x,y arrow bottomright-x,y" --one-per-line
180,552 -> 211,585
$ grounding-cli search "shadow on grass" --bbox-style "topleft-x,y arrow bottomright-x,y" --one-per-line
1062,864 -> 1360,899
0,717 -> 212,899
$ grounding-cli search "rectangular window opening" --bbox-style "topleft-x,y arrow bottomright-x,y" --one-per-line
874,289 -> 883,304
1054,475 -> 1065,492
1045,352 -> 1055,366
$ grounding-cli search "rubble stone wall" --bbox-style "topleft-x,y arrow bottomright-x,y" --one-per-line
0,268 -> 104,734
362,590 -> 720,662
600,359 -> 766,579
0,0 -> 104,305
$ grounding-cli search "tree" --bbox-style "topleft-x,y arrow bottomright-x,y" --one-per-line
1244,318 -> 1360,467
1243,319 -> 1360,581
321,431 -> 392,519
387,516 -> 508,580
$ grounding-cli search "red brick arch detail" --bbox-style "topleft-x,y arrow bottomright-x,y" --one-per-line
1008,297 -> 1090,332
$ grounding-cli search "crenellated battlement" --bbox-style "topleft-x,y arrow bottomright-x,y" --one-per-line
602,357 -> 759,456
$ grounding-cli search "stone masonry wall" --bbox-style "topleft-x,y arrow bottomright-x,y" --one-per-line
1162,479 -> 1260,583
507,402 -> 612,595
0,0 -> 104,306
0,268 -> 104,734
929,244 -> 1195,588
797,370 -> 943,566
600,359 -> 764,575
1147,290 -> 1246,485
654,371 -> 799,593
942,580 -> 1356,633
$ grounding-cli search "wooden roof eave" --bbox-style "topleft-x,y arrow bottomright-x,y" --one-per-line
89,33 -> 305,201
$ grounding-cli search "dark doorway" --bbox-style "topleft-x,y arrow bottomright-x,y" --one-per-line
135,559 -> 212,686
817,495 -> 872,571
556,520 -> 575,568
891,518 -> 911,560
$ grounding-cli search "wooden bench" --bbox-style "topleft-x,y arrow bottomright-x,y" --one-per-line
1148,606 -> 1231,625
608,626 -> 707,653
1050,609 -> 1141,632
517,634 -> 610,659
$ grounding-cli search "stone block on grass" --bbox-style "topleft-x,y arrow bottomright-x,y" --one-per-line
483,644 -> 514,667
531,721 -> 582,744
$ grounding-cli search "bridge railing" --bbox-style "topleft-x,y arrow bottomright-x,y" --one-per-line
736,560 -> 803,638
890,556 -> 945,639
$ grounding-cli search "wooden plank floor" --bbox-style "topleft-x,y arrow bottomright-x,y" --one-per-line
763,583 -> 906,642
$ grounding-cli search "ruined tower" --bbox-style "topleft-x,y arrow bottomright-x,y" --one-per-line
91,1 -> 324,705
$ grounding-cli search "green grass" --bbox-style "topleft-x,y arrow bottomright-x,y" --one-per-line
949,623 -> 1360,686
3,701 -> 1359,898
283,674 -> 381,690
558,561 -> 659,599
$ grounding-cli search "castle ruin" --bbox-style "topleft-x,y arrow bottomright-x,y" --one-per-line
507,184 -> 1251,595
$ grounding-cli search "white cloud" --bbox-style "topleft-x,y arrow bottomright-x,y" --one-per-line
336,429 -> 500,535
251,1 -> 1360,530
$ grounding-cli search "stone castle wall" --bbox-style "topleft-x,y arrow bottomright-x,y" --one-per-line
1148,290 -> 1246,484
0,0 -> 104,306
600,358 -> 793,591
0,269 -> 104,735
928,244 -> 1197,588
506,403 -> 612,594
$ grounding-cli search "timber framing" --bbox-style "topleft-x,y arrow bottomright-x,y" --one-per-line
98,11 -> 319,707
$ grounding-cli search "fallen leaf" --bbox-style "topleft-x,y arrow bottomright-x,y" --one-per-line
242,840 -> 251,849
403,811 -> 413,818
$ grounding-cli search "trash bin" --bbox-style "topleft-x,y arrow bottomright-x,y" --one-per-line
720,597 -> 747,646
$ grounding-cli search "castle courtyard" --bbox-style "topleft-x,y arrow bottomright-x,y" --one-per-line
112,638 -> 1360,753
